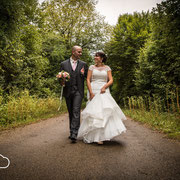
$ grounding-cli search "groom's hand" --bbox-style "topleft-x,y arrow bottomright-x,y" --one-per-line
60,80 -> 65,86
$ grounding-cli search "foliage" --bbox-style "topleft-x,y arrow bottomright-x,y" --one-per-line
123,88 -> 180,140
0,90 -> 67,129
105,0 -> 180,111
0,0 -> 47,95
40,0 -> 112,50
124,109 -> 180,140
0,0 -> 111,97
105,12 -> 150,104
135,0 -> 180,99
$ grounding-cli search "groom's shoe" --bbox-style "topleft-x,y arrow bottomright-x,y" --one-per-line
71,137 -> 77,143
71,134 -> 77,143
69,133 -> 73,139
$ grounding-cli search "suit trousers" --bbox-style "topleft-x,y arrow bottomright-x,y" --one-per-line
65,90 -> 82,137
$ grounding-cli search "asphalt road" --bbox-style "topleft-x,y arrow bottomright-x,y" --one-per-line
0,114 -> 180,180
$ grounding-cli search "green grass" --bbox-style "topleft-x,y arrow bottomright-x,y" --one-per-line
0,91 -> 67,130
123,92 -> 180,141
124,109 -> 180,140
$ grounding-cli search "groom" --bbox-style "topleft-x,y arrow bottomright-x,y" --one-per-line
60,46 -> 88,143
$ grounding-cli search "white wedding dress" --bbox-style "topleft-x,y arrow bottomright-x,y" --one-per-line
77,65 -> 126,143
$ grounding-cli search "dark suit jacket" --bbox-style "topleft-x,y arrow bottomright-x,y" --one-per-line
60,59 -> 88,98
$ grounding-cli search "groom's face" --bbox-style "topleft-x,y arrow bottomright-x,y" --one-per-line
72,48 -> 82,60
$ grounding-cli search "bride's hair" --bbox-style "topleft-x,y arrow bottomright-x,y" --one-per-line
95,52 -> 107,63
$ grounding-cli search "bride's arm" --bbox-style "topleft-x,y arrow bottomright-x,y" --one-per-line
100,70 -> 113,94
87,70 -> 95,100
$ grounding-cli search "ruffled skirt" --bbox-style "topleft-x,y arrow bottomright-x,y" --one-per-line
77,92 -> 126,143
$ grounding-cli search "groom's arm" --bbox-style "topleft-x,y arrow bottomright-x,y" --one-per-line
60,62 -> 64,72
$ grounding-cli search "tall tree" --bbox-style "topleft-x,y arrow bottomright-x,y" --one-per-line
135,0 -> 180,98
40,0 -> 111,50
105,12 -> 150,104
0,0 -> 48,95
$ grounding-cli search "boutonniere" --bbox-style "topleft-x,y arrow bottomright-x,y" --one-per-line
80,67 -> 85,75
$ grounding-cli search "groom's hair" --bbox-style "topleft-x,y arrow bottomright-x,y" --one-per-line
95,52 -> 107,63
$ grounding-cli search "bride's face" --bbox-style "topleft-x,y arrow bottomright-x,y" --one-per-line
94,55 -> 103,64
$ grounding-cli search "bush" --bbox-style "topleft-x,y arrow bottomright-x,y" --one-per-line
0,90 -> 67,129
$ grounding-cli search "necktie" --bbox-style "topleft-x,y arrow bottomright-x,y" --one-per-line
72,61 -> 77,71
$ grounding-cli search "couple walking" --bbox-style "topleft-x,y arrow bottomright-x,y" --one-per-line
60,46 -> 126,144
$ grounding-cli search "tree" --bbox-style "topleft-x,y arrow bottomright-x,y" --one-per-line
105,12 -> 150,104
135,0 -> 180,99
40,0 -> 111,51
0,0 -> 112,97
0,0 -> 48,95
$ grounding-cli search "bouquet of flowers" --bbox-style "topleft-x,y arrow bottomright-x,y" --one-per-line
56,71 -> 70,86
56,71 -> 70,111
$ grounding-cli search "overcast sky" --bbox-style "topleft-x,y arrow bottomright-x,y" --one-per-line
96,0 -> 163,25
39,0 -> 163,25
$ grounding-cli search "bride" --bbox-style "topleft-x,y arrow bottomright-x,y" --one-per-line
77,52 -> 126,144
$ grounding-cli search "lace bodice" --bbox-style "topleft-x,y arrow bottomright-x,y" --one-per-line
89,65 -> 111,83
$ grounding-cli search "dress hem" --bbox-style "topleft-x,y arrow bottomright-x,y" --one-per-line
78,128 -> 126,144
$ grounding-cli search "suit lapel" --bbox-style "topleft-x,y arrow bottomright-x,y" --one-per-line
76,60 -> 81,72
67,59 -> 71,72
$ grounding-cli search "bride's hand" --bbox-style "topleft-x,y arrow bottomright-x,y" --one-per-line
90,93 -> 95,100
100,87 -> 106,94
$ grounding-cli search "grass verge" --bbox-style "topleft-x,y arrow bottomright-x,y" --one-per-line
0,91 -> 67,130
124,109 -> 180,141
